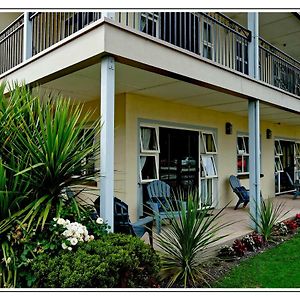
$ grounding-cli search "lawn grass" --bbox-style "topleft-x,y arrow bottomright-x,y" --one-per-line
214,232 -> 300,288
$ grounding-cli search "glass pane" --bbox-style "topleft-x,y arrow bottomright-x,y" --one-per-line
201,179 -> 213,207
296,158 -> 300,169
140,156 -> 157,180
295,143 -> 300,157
243,156 -> 249,173
275,173 -> 279,194
243,137 -> 249,154
159,127 -> 199,190
202,155 -> 216,177
275,140 -> 282,155
203,22 -> 212,43
140,13 -> 157,36
237,155 -> 243,173
203,45 -> 212,60
275,156 -> 283,172
140,127 -> 158,151
203,133 -> 216,153
237,136 -> 245,153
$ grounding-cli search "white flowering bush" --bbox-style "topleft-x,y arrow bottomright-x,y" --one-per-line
53,218 -> 95,251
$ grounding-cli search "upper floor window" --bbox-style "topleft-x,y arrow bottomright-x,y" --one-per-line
236,38 -> 248,75
140,13 -> 159,37
202,21 -> 213,60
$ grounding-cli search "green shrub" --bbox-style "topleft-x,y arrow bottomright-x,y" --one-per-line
30,234 -> 161,288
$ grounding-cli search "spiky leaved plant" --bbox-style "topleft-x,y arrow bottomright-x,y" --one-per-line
249,199 -> 289,243
156,188 -> 230,288
0,82 -> 101,287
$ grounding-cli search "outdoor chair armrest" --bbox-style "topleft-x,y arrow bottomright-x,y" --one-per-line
131,216 -> 154,246
131,216 -> 153,227
146,201 -> 160,213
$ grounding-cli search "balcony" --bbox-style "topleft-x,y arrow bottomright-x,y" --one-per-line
0,12 -> 299,97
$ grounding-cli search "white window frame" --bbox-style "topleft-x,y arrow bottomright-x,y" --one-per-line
201,154 -> 218,178
140,12 -> 159,38
237,135 -> 250,175
139,125 -> 160,183
139,154 -> 159,183
275,156 -> 284,173
201,131 -> 217,154
275,139 -> 283,156
139,126 -> 160,153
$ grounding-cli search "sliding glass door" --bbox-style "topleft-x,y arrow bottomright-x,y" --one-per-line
275,139 -> 298,194
159,127 -> 199,191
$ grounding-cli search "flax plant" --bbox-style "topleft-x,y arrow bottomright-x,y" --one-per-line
156,188 -> 230,288
250,199 -> 289,243
0,82 -> 101,287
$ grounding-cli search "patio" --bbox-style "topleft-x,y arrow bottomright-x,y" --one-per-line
143,193 -> 300,258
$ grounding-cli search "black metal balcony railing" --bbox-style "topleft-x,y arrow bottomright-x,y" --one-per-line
0,11 -> 299,98
116,12 -> 251,75
0,14 -> 24,74
259,38 -> 300,96
30,12 -> 102,55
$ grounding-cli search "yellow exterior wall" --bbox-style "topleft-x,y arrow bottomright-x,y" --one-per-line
82,93 -> 300,222
122,93 -> 300,221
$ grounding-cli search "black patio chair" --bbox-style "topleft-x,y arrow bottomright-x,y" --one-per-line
65,188 -> 153,247
229,175 -> 250,210
113,197 -> 154,248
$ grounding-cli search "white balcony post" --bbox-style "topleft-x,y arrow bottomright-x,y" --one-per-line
247,12 -> 259,80
100,56 -> 115,232
23,12 -> 32,61
248,12 -> 261,231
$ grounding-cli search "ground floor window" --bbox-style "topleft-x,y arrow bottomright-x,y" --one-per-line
275,139 -> 299,194
237,135 -> 249,174
138,124 -> 218,213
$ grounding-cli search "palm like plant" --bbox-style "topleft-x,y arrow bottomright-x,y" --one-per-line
0,83 -> 101,287
250,199 -> 289,243
156,189 -> 230,288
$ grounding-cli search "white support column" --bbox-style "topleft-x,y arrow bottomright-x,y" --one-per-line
23,12 -> 32,61
248,12 -> 261,230
100,56 -> 115,232
248,99 -> 261,231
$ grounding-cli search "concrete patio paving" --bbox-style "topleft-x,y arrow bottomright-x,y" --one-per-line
143,193 -> 300,258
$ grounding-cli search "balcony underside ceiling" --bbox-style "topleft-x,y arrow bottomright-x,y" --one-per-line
39,62 -> 300,127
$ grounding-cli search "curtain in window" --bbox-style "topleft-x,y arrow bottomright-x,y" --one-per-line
140,127 -> 152,171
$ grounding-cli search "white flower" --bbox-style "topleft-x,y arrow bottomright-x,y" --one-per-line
62,242 -> 68,250
69,237 -> 78,246
68,247 -> 72,251
89,235 -> 94,241
6,257 -> 11,264
96,217 -> 104,225
53,218 -> 57,222
57,218 -> 66,225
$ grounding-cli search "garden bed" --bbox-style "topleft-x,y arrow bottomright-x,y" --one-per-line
202,230 -> 299,288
